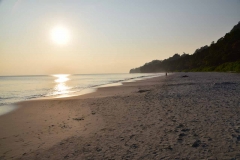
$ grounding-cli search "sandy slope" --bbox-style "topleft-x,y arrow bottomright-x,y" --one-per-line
1,73 -> 240,160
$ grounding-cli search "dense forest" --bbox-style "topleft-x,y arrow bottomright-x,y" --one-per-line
130,22 -> 240,73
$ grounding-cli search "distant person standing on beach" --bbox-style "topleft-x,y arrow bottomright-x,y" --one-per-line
166,72 -> 167,76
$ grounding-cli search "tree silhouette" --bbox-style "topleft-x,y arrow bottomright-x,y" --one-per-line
130,22 -> 240,73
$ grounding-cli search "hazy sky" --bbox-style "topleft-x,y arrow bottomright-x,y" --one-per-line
0,0 -> 239,75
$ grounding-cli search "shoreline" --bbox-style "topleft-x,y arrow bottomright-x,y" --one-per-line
1,72 -> 240,159
0,74 -> 168,160
0,73 -> 163,117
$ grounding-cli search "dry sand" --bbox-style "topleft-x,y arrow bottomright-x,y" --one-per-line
0,72 -> 240,160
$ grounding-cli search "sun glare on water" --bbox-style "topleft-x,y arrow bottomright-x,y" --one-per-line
51,26 -> 70,45
52,74 -> 70,97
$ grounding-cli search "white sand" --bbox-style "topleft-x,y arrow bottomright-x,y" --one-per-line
0,72 -> 240,159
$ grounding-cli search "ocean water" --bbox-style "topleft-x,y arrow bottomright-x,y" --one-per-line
0,73 -> 162,108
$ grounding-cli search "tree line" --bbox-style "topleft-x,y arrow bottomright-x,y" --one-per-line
130,22 -> 240,73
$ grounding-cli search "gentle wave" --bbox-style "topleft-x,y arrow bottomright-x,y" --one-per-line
0,73 -> 162,106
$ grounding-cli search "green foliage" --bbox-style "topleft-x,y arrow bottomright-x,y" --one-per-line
214,61 -> 240,72
130,22 -> 240,73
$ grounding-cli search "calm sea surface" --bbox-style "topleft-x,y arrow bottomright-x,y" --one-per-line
0,73 -> 162,108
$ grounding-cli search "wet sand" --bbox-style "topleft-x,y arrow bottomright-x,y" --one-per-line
0,72 -> 240,159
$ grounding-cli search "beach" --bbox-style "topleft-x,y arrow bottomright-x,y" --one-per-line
1,72 -> 240,159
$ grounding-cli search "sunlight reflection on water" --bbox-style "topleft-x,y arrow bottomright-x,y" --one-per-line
0,73 -> 162,108
53,74 -> 71,96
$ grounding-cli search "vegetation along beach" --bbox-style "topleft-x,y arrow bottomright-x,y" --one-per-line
0,1 -> 240,159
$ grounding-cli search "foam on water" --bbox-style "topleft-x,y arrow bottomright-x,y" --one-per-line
0,105 -> 18,116
0,73 -> 163,115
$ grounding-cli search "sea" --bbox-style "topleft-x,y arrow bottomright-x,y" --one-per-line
0,73 -> 162,115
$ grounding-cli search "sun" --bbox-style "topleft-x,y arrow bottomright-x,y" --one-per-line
51,26 -> 70,45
